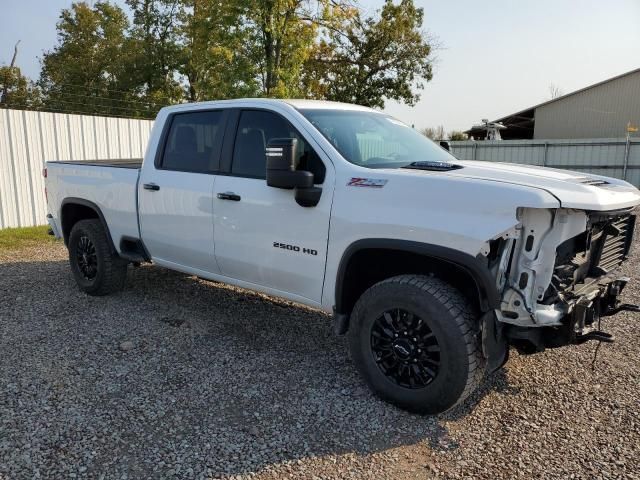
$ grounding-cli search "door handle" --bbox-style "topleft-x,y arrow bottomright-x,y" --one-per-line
143,183 -> 160,191
217,192 -> 241,201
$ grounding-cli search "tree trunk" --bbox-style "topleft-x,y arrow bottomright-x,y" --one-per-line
1,40 -> 20,105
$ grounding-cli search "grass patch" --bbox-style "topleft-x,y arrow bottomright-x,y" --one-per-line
0,225 -> 60,251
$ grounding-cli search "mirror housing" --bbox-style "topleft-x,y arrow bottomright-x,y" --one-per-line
439,140 -> 451,151
266,138 -> 321,207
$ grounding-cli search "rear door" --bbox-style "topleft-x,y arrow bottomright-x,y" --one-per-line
138,109 -> 228,273
212,108 -> 334,304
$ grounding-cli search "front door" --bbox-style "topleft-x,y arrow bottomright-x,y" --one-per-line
213,109 -> 333,303
138,109 -> 227,274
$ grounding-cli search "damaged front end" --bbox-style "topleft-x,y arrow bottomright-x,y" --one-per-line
482,207 -> 638,359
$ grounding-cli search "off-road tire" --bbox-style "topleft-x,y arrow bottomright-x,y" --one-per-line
68,219 -> 128,296
348,274 -> 485,414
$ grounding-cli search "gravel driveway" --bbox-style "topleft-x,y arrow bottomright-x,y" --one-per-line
1,232 -> 639,479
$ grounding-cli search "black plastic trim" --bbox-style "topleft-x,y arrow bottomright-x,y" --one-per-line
334,239 -> 500,314
60,198 -> 116,252
119,235 -> 151,262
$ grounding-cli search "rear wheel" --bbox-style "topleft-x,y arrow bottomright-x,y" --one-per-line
348,274 -> 485,414
68,219 -> 128,296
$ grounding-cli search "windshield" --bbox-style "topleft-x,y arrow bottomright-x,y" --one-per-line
299,109 -> 456,169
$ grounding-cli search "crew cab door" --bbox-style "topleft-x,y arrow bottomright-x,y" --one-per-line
138,109 -> 228,273
213,108 -> 333,304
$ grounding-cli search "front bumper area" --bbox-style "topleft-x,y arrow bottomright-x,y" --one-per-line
504,276 -> 639,354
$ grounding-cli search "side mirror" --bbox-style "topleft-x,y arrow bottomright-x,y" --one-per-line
439,140 -> 451,151
266,138 -> 322,207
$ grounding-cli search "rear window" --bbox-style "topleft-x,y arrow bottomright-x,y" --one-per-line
161,111 -> 225,173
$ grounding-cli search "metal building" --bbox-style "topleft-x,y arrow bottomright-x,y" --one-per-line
466,68 -> 640,140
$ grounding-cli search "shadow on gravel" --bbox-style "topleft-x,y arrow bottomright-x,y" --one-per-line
0,258 -> 516,478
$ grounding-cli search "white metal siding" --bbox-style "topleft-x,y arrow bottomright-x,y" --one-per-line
0,109 -> 152,229
534,70 -> 640,139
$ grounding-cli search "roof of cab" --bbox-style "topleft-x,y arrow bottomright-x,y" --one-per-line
160,98 -> 376,113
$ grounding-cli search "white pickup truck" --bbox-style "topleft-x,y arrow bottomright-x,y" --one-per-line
45,99 -> 640,414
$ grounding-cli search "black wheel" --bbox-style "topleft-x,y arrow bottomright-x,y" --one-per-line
68,219 -> 128,296
348,275 -> 485,414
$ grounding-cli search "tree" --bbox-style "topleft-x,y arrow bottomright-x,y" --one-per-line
125,0 -> 184,106
421,125 -> 445,140
304,0 -> 434,108
181,0 -> 260,101
39,2 -> 142,116
35,0 -> 438,116
245,0 -> 323,98
448,130 -> 467,141
1,41 -> 41,109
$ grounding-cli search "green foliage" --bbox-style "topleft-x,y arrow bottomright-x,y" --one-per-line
247,0 -> 320,98
0,65 -> 40,109
182,0 -> 260,100
39,1 -> 140,116
304,0 -> 433,108
124,0 -> 184,106
35,0 -> 435,117
448,130 -> 468,141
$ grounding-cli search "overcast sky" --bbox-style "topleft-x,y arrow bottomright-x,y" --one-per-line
1,0 -> 639,132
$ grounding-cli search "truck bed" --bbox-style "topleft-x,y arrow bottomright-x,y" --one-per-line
51,158 -> 143,169
46,160 -> 141,248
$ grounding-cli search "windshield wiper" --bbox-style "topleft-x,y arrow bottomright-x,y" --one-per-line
402,161 -> 463,171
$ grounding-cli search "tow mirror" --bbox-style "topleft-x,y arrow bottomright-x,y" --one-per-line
266,138 -> 321,207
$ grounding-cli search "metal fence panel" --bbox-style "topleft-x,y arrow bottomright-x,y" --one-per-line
0,109 -> 153,229
450,138 -> 640,187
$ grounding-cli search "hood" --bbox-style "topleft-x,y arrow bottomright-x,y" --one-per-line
414,160 -> 640,211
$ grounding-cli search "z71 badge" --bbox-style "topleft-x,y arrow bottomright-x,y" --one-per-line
347,177 -> 388,188
273,242 -> 318,256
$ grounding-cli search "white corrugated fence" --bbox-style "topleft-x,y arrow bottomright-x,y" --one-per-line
0,108 -> 153,229
449,138 -> 640,187
2,108 -> 640,230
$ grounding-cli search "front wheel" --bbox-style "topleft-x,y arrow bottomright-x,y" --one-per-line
348,275 -> 485,414
68,219 -> 128,296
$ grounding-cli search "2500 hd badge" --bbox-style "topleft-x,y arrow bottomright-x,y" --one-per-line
273,242 -> 318,256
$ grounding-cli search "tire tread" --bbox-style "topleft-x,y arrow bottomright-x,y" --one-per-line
349,274 -> 486,412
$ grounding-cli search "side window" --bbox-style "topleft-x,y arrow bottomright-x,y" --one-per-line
231,110 -> 326,183
161,111 -> 225,173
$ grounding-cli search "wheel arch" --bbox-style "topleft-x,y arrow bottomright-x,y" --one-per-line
60,198 -> 115,253
334,239 -> 500,319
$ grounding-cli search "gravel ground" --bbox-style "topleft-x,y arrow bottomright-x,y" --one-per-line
1,231 -> 639,479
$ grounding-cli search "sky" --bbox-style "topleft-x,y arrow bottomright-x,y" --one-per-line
1,0 -> 639,132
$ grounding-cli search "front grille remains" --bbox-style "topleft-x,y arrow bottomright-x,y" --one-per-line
588,214 -> 635,275
543,212 -> 635,304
